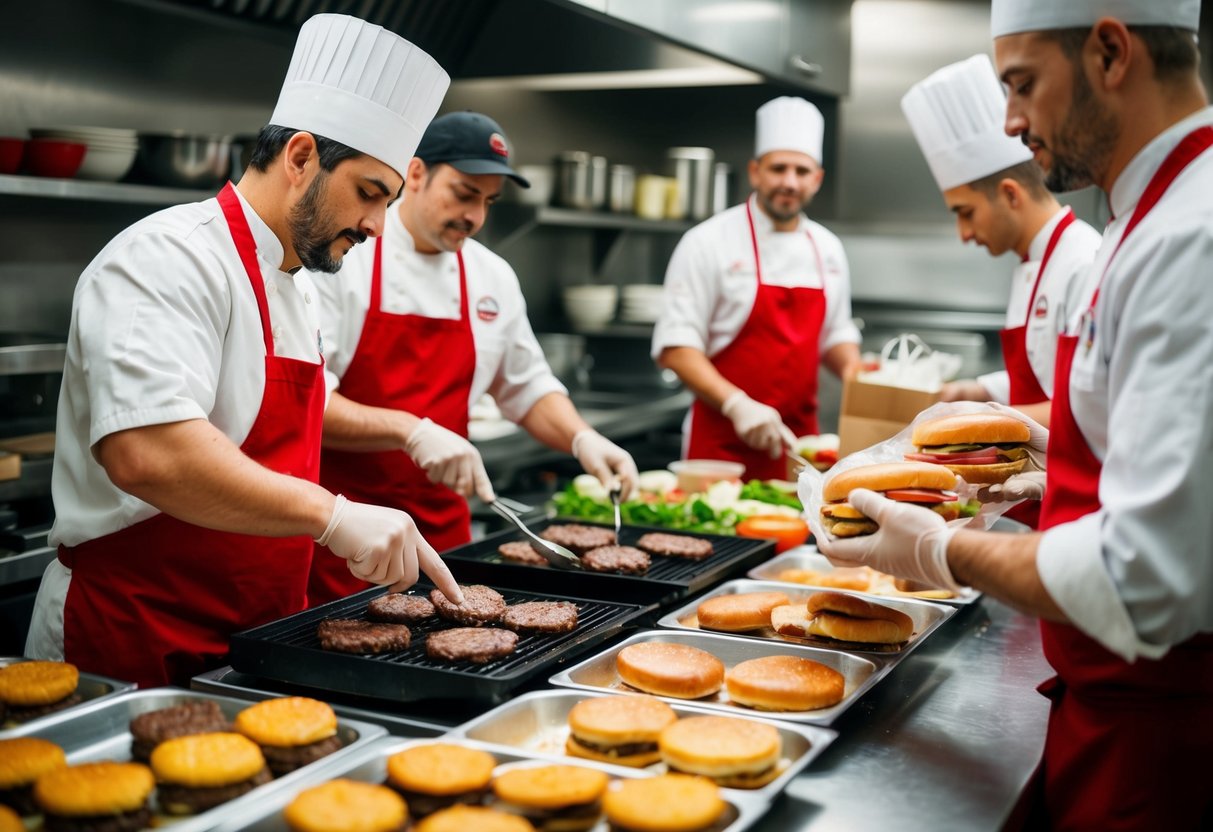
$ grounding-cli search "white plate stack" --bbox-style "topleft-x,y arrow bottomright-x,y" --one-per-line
30,126 -> 138,182
562,285 -> 618,329
619,283 -> 664,323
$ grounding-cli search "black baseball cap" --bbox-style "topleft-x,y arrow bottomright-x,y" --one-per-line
415,111 -> 530,188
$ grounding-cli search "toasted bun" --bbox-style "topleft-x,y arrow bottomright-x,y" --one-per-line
912,413 -> 1030,446
602,775 -> 726,832
696,592 -> 790,632
725,656 -> 845,711
616,643 -> 724,699
235,697 -> 337,747
0,737 -> 67,788
769,604 -> 812,638
0,806 -> 22,832
658,716 -> 782,788
284,779 -> 407,832
823,462 -> 957,502
151,732 -> 266,787
415,806 -> 536,832
34,762 -> 154,817
806,592 -> 914,643
942,458 -> 1026,484
0,661 -> 78,707
567,696 -> 677,746
492,765 -> 609,809
386,743 -> 495,796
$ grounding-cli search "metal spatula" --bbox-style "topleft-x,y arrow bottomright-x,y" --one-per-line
489,499 -> 582,570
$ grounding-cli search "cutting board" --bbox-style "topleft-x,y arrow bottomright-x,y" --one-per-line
0,432 -> 55,457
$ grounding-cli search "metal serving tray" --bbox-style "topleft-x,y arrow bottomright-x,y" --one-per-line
5,687 -> 385,832
229,583 -> 648,706
447,689 -> 837,803
549,630 -> 882,726
441,520 -> 775,605
657,579 -> 957,657
205,735 -> 770,832
0,656 -> 135,738
747,546 -> 982,605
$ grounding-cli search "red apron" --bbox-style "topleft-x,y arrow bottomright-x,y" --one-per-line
1000,209 -> 1075,529
59,182 -> 324,688
685,200 -> 827,481
310,238 -> 476,605
1029,126 -> 1213,831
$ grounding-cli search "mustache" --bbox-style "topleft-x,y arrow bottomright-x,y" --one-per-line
336,229 -> 367,246
445,220 -> 474,234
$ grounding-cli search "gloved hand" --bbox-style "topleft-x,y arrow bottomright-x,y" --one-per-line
315,495 -> 464,602
985,402 -> 1049,469
816,489 -> 964,593
721,391 -> 797,459
940,379 -> 990,402
571,429 -> 640,500
404,418 -> 496,503
978,471 -> 1047,503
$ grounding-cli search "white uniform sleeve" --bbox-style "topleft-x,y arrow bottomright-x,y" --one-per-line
651,229 -> 719,359
818,237 -> 862,352
975,369 -> 1011,404
485,277 -> 567,424
311,247 -> 371,395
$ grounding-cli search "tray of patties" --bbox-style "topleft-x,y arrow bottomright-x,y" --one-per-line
747,546 -> 982,605
0,656 -> 135,737
447,689 -> 837,803
228,581 -> 648,705
0,688 -> 384,832
657,579 -> 957,658
549,629 -> 884,726
204,735 -> 770,832
438,519 -> 776,604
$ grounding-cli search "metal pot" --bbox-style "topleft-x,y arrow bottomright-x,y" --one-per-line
554,150 -> 593,209
607,165 -> 635,213
666,147 -> 715,220
137,133 -> 232,189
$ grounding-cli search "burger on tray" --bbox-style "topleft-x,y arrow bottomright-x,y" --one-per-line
905,413 -> 1031,484
820,461 -> 968,538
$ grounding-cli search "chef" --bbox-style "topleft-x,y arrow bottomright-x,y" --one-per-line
652,97 -> 861,481
24,14 -> 463,689
307,111 -> 639,605
902,54 -> 1101,428
819,0 -> 1213,827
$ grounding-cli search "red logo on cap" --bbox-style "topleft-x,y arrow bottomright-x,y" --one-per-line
489,133 -> 508,158
476,295 -> 500,322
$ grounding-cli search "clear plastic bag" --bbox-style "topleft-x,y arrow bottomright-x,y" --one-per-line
858,333 -> 963,392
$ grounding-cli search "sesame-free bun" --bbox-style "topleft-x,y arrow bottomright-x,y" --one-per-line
34,761 -> 154,817
150,732 -> 267,787
415,805 -> 536,832
696,592 -> 790,633
725,656 -> 845,711
658,715 -> 782,789
0,737 -> 66,789
805,591 -> 914,644
565,696 -> 677,767
911,413 -> 1030,446
492,764 -> 609,810
385,743 -> 495,796
602,774 -> 726,832
615,643 -> 724,699
0,806 -> 21,832
0,661 -> 78,707
284,779 -> 407,832
823,462 -> 957,502
235,697 -> 337,747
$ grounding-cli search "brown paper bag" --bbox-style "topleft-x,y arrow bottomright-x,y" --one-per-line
838,378 -> 940,456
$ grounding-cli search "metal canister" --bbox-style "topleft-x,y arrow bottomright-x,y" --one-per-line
666,147 -> 715,220
607,164 -> 636,213
554,150 -> 593,209
589,155 -> 608,210
711,162 -> 733,214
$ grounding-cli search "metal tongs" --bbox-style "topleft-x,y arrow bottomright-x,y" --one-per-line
488,497 -> 583,570
609,483 -> 623,542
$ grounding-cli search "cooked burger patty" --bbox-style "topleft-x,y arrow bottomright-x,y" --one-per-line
540,524 -> 616,555
317,619 -> 411,654
5,693 -> 83,725
581,545 -> 651,575
498,540 -> 549,567
389,788 -> 489,818
129,700 -> 230,762
157,767 -> 272,815
260,734 -> 344,776
425,628 -> 519,664
502,601 -> 579,634
430,585 -> 507,626
635,532 -> 714,560
43,807 -> 153,832
367,592 -> 436,624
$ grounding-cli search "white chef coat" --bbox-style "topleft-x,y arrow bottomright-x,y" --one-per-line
49,188 -> 322,548
976,207 -> 1102,402
313,199 -> 566,424
1037,106 -> 1213,662
651,194 -> 861,361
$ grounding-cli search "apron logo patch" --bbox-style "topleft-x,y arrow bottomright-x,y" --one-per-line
1034,295 -> 1049,319
476,295 -> 500,322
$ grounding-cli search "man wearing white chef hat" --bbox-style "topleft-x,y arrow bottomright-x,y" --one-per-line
653,96 -> 861,481
902,54 -> 1100,428
820,1 -> 1213,827
25,13 -> 463,688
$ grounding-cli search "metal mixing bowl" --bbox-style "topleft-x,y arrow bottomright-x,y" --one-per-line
136,133 -> 232,188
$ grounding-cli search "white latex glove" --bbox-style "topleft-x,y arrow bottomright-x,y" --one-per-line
315,495 -> 464,602
816,489 -> 964,594
940,380 -> 990,402
720,391 -> 797,459
984,402 -> 1050,469
571,429 -> 640,500
978,471 -> 1047,503
404,418 -> 496,503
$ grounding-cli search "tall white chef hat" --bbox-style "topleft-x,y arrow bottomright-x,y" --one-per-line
269,14 -> 450,179
901,54 -> 1032,192
755,97 -> 825,164
992,0 -> 1200,38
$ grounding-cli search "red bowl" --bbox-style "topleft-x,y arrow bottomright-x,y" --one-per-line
24,138 -> 86,178
0,138 -> 24,175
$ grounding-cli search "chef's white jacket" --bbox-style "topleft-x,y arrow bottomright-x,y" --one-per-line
49,189 -> 322,548
312,200 -> 566,424
976,207 -> 1102,402
651,194 -> 861,361
1037,106 -> 1213,662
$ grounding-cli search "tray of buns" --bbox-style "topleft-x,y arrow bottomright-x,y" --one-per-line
549,629 -> 883,726
228,582 -> 648,705
747,546 -> 982,605
0,688 -> 385,832
439,519 -> 776,604
447,689 -> 837,802
204,735 -> 770,832
657,579 -> 957,657
1,656 -> 135,737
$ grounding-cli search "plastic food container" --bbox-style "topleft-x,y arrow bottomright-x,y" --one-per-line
668,459 -> 745,493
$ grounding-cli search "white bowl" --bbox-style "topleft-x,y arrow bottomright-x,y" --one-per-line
76,143 -> 138,181
668,459 -> 746,492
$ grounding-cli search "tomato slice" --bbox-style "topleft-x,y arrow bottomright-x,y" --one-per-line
735,515 -> 810,554
906,448 -> 1002,463
813,449 -> 839,465
881,488 -> 958,504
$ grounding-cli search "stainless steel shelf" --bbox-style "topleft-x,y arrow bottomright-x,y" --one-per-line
0,174 -> 213,206
530,205 -> 694,233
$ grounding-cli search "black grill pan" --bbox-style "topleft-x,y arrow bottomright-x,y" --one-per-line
228,584 -> 646,705
440,520 -> 775,604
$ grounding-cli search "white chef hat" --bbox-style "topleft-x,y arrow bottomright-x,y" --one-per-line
992,0 -> 1200,38
755,97 -> 825,164
269,14 -> 450,179
901,54 -> 1032,192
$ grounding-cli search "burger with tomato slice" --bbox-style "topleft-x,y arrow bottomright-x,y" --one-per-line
821,461 -> 963,538
905,413 -> 1031,484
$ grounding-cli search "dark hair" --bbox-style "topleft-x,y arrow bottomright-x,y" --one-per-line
968,159 -> 1050,201
1043,25 -> 1199,81
247,125 -> 363,173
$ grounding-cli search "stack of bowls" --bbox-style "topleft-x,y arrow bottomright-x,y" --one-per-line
619,284 -> 664,323
30,126 -> 138,181
562,285 -> 618,330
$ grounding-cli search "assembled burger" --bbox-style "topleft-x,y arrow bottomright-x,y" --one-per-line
821,461 -> 962,538
905,413 -> 1031,484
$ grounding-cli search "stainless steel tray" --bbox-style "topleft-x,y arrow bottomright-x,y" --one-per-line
549,630 -> 882,726
657,579 -> 957,656
205,735 -> 770,832
446,689 -> 837,802
1,656 -> 135,737
5,687 -> 386,832
747,546 -> 982,605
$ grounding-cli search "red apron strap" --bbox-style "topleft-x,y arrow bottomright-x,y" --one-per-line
217,183 -> 275,356
1025,208 -> 1075,315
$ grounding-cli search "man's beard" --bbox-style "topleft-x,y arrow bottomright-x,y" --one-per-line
1041,67 -> 1119,193
288,173 -> 366,273
757,188 -> 808,223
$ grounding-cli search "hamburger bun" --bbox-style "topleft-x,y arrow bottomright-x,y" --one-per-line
151,732 -> 272,815
284,779 -> 408,832
492,765 -> 608,832
769,603 -> 814,638
805,591 -> 914,644
0,736 -> 67,789
565,696 -> 677,767
821,462 -> 960,537
658,715 -> 782,789
0,806 -> 21,832
234,697 -> 337,747
695,591 -> 790,633
908,413 -> 1031,484
386,743 -> 495,797
602,774 -> 726,832
725,656 -> 845,711
34,761 -> 154,818
615,643 -> 724,700
415,805 -> 536,832
0,661 -> 78,707
775,566 -> 873,591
